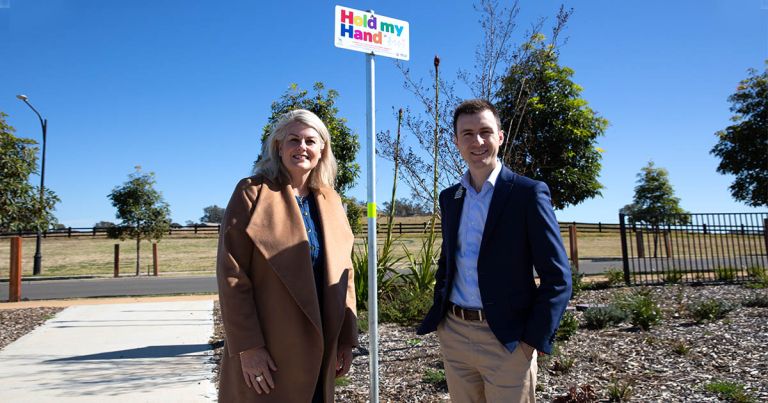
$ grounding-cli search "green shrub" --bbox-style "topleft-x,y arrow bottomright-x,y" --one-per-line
747,266 -> 767,281
605,267 -> 625,286
552,384 -> 597,403
671,340 -> 691,356
342,197 -> 364,235
618,292 -> 662,330
550,355 -> 575,374
746,266 -> 768,288
688,299 -> 734,323
422,368 -> 446,385
607,378 -> 634,402
664,269 -> 684,284
357,310 -> 368,334
352,240 -> 402,311
583,305 -> 627,330
379,284 -> 433,326
556,311 -> 579,341
335,376 -> 350,387
715,267 -> 737,282
704,381 -> 756,403
401,237 -> 440,294
571,270 -> 584,299
742,293 -> 768,308
583,280 -> 611,291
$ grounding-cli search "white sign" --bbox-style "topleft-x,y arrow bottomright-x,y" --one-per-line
334,5 -> 410,60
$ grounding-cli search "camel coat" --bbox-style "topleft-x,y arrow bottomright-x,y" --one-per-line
216,175 -> 358,403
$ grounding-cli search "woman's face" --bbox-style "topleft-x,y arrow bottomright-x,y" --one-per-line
279,122 -> 324,182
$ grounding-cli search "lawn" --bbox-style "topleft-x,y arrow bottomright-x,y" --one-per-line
0,235 -> 218,278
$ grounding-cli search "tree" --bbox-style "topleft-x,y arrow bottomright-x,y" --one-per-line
381,198 -> 430,217
107,168 -> 171,276
379,2 -> 606,210
495,29 -> 607,209
0,111 -> 59,233
257,82 -> 361,195
622,161 -> 689,257
200,204 -> 225,224
710,62 -> 768,207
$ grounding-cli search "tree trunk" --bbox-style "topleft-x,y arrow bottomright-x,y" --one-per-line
135,236 -> 141,276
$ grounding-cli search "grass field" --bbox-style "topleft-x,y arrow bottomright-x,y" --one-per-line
0,235 -> 218,278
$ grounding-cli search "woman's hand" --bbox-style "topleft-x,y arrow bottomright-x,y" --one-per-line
239,347 -> 278,394
335,344 -> 354,378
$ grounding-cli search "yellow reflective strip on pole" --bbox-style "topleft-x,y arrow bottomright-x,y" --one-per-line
367,203 -> 377,218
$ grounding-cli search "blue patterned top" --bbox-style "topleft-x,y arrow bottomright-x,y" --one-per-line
296,193 -> 324,304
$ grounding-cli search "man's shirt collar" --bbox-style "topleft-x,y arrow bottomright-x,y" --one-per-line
460,159 -> 502,194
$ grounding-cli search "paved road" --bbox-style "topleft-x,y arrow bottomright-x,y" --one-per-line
1,275 -> 218,301
2,259 -> 622,301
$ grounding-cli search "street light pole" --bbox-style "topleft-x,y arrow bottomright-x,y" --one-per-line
16,94 -> 47,276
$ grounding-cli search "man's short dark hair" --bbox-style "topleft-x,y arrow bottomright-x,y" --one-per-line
452,99 -> 502,135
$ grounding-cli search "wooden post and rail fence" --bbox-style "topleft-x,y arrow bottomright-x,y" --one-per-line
6,216 -> 767,298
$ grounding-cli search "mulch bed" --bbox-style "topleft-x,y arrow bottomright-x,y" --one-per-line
211,284 -> 768,402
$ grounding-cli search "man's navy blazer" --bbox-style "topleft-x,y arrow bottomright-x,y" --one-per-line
417,165 -> 572,354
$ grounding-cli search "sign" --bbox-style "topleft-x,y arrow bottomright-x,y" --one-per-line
334,5 -> 410,60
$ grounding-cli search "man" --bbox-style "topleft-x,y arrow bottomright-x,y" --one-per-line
417,99 -> 572,402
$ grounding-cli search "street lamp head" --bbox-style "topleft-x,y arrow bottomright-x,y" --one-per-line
16,94 -> 29,101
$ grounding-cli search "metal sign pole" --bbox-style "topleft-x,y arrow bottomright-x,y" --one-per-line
365,51 -> 379,403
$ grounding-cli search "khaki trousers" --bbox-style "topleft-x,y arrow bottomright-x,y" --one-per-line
436,311 -> 537,403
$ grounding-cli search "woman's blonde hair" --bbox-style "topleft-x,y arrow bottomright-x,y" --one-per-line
253,109 -> 337,189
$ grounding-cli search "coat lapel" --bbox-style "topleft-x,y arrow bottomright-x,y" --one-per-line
447,185 -> 465,264
245,179 -> 323,336
314,187 -> 353,343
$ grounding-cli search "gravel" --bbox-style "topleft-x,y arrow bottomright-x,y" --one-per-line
0,307 -> 64,351
209,284 -> 768,401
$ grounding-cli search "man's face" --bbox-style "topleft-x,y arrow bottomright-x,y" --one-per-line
454,109 -> 504,173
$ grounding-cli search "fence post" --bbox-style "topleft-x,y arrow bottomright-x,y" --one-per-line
194,224 -> 198,234
598,222 -> 602,233
664,231 -> 672,258
399,222 -> 402,234
636,229 -> 645,258
619,213 -> 631,285
763,218 -> 768,257
568,224 -> 579,271
703,223 -> 708,235
68,227 -> 72,238
9,237 -> 22,302
114,244 -> 120,277
153,242 -> 159,276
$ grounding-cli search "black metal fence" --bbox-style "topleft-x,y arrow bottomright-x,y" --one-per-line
619,212 -> 768,285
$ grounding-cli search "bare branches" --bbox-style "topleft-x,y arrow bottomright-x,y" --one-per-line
458,0 -> 521,102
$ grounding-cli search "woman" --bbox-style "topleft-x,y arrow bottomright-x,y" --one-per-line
217,109 -> 358,402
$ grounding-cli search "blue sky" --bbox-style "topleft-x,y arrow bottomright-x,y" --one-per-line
1,0 -> 766,227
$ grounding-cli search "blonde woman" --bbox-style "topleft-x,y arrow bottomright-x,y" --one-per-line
217,109 -> 357,402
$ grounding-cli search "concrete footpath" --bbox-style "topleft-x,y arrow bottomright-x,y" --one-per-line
0,296 -> 217,402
